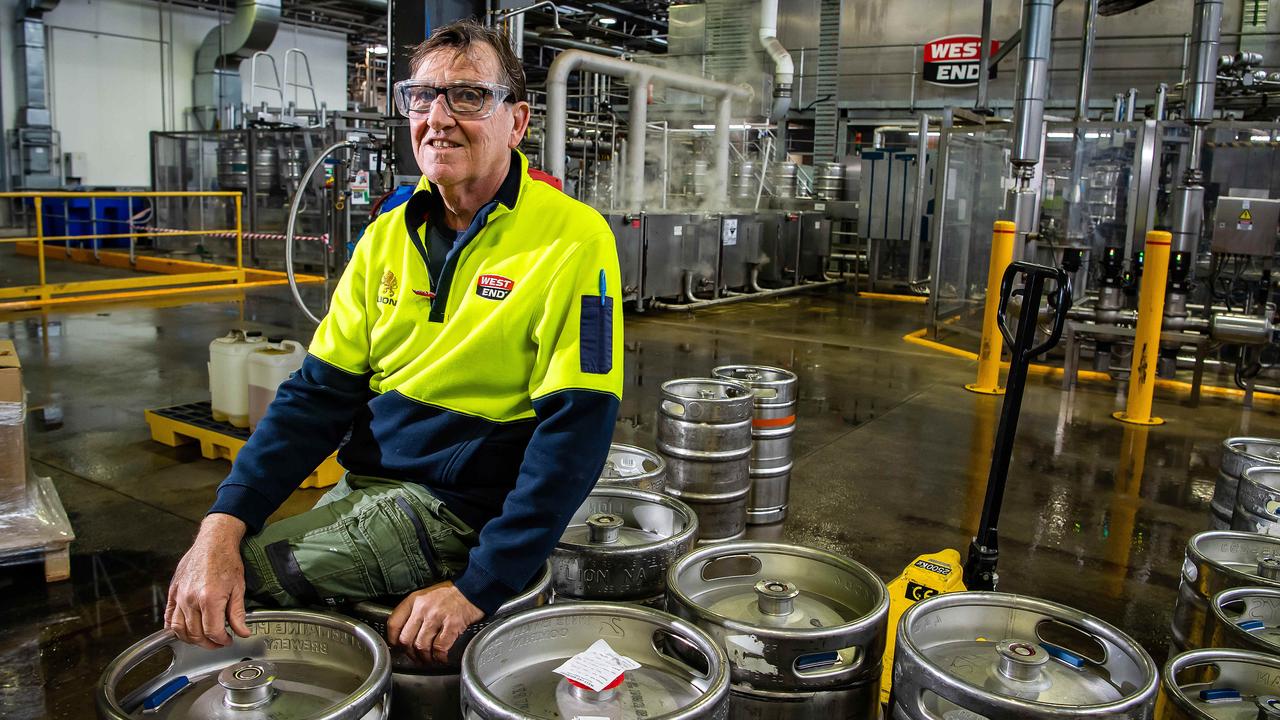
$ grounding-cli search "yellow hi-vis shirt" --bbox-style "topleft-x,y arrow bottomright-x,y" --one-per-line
211,150 -> 623,614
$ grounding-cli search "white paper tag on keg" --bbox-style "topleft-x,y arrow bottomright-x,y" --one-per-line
553,639 -> 640,691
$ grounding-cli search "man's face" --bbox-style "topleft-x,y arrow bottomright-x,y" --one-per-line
409,45 -> 530,189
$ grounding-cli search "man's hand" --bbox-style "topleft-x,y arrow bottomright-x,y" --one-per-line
165,513 -> 252,649
386,581 -> 484,665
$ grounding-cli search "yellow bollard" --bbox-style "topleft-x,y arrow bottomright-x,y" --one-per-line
965,220 -> 1017,394
1114,231 -> 1171,425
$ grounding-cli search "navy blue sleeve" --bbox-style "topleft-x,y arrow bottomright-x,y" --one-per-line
207,354 -> 372,533
452,388 -> 619,615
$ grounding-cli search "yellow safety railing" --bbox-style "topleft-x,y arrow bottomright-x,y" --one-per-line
0,191 -> 318,310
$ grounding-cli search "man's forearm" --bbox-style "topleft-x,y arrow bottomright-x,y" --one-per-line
201,512 -> 248,546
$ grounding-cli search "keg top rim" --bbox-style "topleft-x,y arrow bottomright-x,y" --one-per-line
461,602 -> 730,718
97,609 -> 391,720
667,541 -> 888,638
898,591 -> 1158,712
1189,531 -> 1280,584
558,487 -> 698,550
661,377 -> 755,401
1223,436 -> 1280,461
711,364 -> 798,386
1163,648 -> 1280,713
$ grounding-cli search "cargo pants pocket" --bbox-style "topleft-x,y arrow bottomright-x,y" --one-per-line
241,476 -> 472,608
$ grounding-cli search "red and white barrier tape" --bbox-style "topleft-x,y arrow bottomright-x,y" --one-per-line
141,226 -> 330,245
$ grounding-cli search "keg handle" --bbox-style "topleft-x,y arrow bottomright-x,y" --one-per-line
651,628 -> 715,680
106,629 -> 243,713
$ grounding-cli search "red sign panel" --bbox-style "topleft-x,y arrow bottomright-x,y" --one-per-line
923,35 -> 1000,87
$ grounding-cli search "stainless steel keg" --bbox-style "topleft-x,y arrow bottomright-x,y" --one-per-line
892,592 -> 1158,720
815,162 -> 845,201
1213,438 -> 1280,529
667,542 -> 889,718
657,378 -> 755,543
712,365 -> 798,525
217,141 -> 250,190
598,443 -> 667,493
253,144 -> 280,190
347,562 -> 552,720
552,486 -> 698,604
770,162 -> 797,199
1157,648 -> 1280,719
1172,531 -> 1280,652
460,603 -> 731,720
1234,466 -> 1280,536
735,161 -> 757,202
97,609 -> 391,720
1210,586 -> 1280,655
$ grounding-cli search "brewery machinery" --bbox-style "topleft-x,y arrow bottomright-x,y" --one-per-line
925,0 -> 1280,402
149,120 -> 387,275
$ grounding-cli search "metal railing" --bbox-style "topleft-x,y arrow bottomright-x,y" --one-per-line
0,190 -> 252,305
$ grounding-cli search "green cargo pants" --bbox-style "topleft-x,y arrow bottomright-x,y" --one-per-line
240,474 -> 476,608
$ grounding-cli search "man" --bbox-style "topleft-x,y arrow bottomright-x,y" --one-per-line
165,20 -> 622,664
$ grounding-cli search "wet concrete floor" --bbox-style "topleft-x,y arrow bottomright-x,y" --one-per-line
0,280 -> 1276,718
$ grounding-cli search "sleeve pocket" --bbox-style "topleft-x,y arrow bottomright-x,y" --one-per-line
580,295 -> 613,374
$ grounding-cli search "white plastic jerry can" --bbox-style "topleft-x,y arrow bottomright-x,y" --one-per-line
247,337 -> 306,431
209,330 -> 265,428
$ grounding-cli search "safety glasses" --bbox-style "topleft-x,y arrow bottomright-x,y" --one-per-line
393,80 -> 514,119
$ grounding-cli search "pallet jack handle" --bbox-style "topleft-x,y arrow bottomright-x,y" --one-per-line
963,261 -> 1072,591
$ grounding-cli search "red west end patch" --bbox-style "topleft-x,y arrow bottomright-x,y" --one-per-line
476,274 -> 514,301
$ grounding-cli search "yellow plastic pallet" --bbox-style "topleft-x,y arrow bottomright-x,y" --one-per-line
144,404 -> 341,489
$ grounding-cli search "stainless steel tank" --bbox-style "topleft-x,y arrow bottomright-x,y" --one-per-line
551,486 -> 698,604
1171,531 -> 1280,652
770,162 -> 797,199
667,541 -> 889,718
460,603 -> 731,720
1209,586 -> 1280,655
347,562 -> 552,720
657,378 -> 755,543
217,140 -> 250,190
598,443 -> 667,493
892,592 -> 1158,720
1213,438 -> 1280,529
1233,466 -> 1280,536
711,365 -> 798,525
1157,648 -> 1280,719
97,609 -> 391,720
815,162 -> 845,201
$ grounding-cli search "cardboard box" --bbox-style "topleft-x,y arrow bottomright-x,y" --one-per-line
0,340 -> 27,509
0,340 -> 19,404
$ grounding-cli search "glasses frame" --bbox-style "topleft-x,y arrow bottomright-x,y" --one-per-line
393,79 -> 515,119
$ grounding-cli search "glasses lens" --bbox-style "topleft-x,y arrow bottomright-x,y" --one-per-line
446,86 -> 491,115
405,86 -> 439,114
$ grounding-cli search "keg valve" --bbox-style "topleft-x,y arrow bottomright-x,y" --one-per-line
1259,556 -> 1280,580
755,579 -> 799,616
218,660 -> 277,710
587,514 -> 624,544
994,640 -> 1048,683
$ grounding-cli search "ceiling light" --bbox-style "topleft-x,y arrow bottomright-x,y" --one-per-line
598,16 -> 617,25
370,45 -> 388,55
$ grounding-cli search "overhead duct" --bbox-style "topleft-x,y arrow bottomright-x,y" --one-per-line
545,50 -> 751,210
758,0 -> 793,122
12,0 -> 60,189
193,0 -> 281,130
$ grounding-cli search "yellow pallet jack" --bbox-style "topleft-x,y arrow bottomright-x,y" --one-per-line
879,261 -> 1073,705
